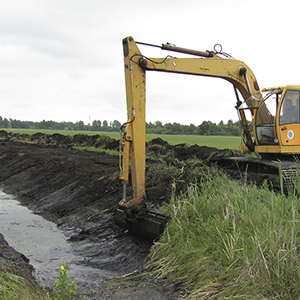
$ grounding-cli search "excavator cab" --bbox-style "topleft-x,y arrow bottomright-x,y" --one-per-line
278,89 -> 300,146
252,87 -> 300,149
238,86 -> 300,152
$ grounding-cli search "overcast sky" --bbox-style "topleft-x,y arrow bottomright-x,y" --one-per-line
0,0 -> 298,126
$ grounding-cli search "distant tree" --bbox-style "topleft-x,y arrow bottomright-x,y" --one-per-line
63,121 -> 74,130
53,122 -> 65,130
172,122 -> 182,134
102,120 -> 108,128
164,123 -> 173,134
181,124 -> 188,134
227,119 -> 233,126
155,121 -> 163,128
151,121 -> 164,134
227,120 -> 242,136
188,123 -> 197,135
3,118 -> 9,128
92,120 -> 102,131
73,121 -> 85,131
39,120 -> 49,129
112,120 -> 121,128
197,121 -> 227,136
11,119 -> 30,129
0,115 -> 243,136
197,121 -> 212,135
146,122 -> 154,129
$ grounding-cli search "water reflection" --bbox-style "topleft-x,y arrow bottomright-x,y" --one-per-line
0,190 -> 116,297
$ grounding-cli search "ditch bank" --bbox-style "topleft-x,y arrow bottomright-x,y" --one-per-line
0,131 -> 250,298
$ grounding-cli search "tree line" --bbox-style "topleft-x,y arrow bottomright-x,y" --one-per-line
0,116 -> 243,136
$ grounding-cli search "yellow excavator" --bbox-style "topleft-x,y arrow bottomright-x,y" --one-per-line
114,36 -> 300,239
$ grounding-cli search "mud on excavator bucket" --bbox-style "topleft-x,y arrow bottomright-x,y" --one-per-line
114,208 -> 169,240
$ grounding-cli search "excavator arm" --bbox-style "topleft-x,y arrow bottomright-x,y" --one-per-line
115,36 -> 266,239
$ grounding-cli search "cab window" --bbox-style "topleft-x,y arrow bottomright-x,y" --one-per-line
279,90 -> 300,125
255,90 -> 279,144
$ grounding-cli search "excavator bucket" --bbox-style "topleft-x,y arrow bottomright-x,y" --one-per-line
114,208 -> 169,240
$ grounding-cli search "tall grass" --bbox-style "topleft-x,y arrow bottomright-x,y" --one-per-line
146,174 -> 300,299
0,272 -> 50,299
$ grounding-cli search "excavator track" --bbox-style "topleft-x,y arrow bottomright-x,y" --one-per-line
211,156 -> 300,192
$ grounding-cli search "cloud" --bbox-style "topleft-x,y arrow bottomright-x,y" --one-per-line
0,0 -> 299,126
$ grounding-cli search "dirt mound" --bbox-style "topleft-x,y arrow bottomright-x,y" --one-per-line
1,131 -> 240,159
147,138 -> 238,162
1,131 -> 119,150
173,144 -> 234,160
0,131 -> 246,210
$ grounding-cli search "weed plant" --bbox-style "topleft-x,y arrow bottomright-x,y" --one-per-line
146,173 -> 300,299
0,264 -> 90,300
52,264 -> 89,300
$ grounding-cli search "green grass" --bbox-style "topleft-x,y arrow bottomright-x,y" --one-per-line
146,172 -> 300,299
146,133 -> 241,149
0,272 -> 51,299
73,146 -> 119,156
4,129 -> 241,150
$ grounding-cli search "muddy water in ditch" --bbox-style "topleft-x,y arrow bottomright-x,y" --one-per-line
0,190 -> 120,297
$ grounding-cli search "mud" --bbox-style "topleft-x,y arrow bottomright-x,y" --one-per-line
0,131 -> 249,299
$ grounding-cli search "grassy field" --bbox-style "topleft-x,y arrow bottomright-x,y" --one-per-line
146,133 -> 241,149
4,128 -> 241,150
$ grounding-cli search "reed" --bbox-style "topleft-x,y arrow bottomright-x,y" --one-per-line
146,173 -> 300,299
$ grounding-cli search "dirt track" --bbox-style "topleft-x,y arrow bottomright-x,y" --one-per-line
0,132 -> 241,299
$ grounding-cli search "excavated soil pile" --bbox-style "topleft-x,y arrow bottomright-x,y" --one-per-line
0,131 -> 246,298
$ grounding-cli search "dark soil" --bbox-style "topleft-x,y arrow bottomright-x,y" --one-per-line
0,233 -> 34,280
0,131 -> 252,299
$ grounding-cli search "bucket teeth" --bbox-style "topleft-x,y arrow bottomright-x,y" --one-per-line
114,208 -> 169,240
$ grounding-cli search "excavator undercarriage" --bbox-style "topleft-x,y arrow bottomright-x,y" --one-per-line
211,156 -> 300,193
